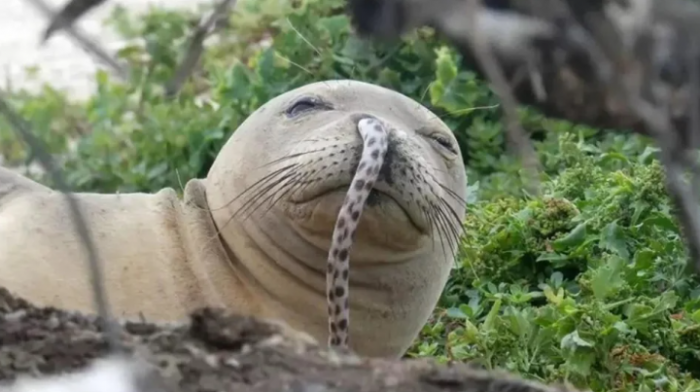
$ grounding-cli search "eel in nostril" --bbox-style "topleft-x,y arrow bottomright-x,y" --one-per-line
326,117 -> 389,351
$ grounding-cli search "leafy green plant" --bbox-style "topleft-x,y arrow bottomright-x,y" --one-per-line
0,1 -> 698,392
0,0 -> 510,195
411,137 -> 700,392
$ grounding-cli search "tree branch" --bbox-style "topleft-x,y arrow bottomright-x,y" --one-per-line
345,0 -> 700,274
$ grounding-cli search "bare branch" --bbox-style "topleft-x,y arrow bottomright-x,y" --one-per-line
24,0 -> 128,80
164,0 -> 238,97
346,0 -> 700,275
41,0 -> 107,42
462,0 -> 542,196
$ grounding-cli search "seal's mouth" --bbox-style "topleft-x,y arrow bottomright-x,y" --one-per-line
290,182 -> 428,234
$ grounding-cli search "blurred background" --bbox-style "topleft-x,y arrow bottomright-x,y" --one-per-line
0,0 -> 202,98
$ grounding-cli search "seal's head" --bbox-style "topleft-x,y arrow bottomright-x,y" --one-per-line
205,79 -> 467,357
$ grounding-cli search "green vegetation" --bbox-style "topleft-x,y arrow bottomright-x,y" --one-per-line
1,0 -> 698,391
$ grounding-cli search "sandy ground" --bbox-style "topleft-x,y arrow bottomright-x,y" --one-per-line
0,0 -> 204,100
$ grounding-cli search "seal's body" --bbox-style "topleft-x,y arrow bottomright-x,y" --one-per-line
0,170 -> 248,320
0,80 -> 467,358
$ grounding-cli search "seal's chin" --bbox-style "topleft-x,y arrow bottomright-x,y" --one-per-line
286,187 -> 428,251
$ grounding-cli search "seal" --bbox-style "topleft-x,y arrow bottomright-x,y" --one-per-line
0,79 -> 468,358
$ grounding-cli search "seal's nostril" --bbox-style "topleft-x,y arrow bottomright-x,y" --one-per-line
349,114 -> 399,185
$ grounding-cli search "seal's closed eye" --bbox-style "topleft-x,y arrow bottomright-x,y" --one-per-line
416,126 -> 458,155
286,96 -> 333,118
427,134 -> 458,154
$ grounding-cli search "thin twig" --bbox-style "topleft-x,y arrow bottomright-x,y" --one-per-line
553,1 -> 700,273
347,0 -> 700,275
41,0 -> 107,42
164,0 -> 238,97
0,91 -> 123,353
24,0 -> 129,81
462,0 -> 542,197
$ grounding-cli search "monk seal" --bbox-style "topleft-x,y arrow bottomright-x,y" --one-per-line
0,79 -> 468,358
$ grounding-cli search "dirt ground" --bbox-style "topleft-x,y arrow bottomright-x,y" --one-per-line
0,287 -> 581,392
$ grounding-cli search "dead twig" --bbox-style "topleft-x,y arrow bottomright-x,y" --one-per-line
41,0 -> 107,42
164,0 -> 238,97
24,0 -> 128,80
345,0 -> 700,275
32,0 -> 239,97
550,0 -> 700,274
461,0 -> 542,197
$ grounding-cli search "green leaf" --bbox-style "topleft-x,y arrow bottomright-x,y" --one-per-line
434,46 -> 457,85
613,321 -> 632,334
691,309 -> 700,323
564,350 -> 596,377
552,222 -> 587,252
550,272 -> 564,287
317,15 -> 349,43
599,220 -> 630,259
543,285 -> 564,305
632,249 -> 655,270
589,255 -> 626,301
463,319 -> 479,343
560,330 -> 594,350
536,252 -> 569,264
482,298 -> 502,333
640,211 -> 679,233
340,36 -> 372,61
446,307 -> 467,319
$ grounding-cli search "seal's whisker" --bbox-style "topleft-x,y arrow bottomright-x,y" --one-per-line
234,157 -> 324,220
233,171 -> 301,222
436,179 -> 470,206
231,158 -> 321,222
422,177 -> 468,212
246,169 -> 318,220
434,197 -> 463,251
280,154 -> 340,201
418,165 -> 468,207
428,202 -> 451,262
205,163 -> 299,212
436,195 -> 465,236
434,199 -> 462,255
291,138 -> 335,145
422,204 -> 441,254
436,207 -> 459,260
202,166 -> 300,248
258,149 -> 326,169
208,170 -> 294,235
259,177 -> 309,217
239,174 -> 302,221
258,157 -> 337,218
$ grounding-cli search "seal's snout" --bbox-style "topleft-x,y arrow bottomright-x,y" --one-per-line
351,114 -> 396,184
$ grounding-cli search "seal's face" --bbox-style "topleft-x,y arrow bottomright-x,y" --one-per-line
211,80 -> 466,263
205,80 -> 467,356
